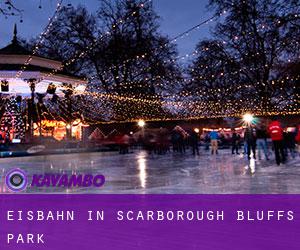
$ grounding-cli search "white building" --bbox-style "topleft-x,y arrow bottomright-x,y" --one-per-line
0,25 -> 88,142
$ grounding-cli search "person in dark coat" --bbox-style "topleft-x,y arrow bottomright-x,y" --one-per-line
190,130 -> 200,156
231,129 -> 240,154
256,125 -> 269,160
244,124 -> 257,160
284,129 -> 296,159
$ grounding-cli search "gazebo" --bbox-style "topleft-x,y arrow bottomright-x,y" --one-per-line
0,25 -> 87,142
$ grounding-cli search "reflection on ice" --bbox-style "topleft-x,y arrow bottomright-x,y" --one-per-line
137,151 -> 147,188
0,150 -> 299,194
249,158 -> 256,174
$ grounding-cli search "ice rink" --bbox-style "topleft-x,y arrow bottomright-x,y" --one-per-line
0,150 -> 299,194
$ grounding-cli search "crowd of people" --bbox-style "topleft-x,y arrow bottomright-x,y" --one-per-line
117,118 -> 300,166
1,116 -> 299,167
236,119 -> 299,165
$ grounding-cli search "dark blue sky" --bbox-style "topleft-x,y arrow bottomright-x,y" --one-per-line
0,0 -> 214,56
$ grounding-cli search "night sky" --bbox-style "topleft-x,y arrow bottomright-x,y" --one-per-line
0,0 -> 214,56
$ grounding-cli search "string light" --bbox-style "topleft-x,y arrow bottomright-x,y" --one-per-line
2,1 -> 298,126
41,0 -> 153,82
15,0 -> 64,78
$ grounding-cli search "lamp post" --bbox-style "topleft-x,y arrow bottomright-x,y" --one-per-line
138,119 -> 145,138
243,113 -> 254,125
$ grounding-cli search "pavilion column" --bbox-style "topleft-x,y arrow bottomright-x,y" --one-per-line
37,95 -> 45,140
27,78 -> 37,141
64,83 -> 74,140
66,96 -> 72,140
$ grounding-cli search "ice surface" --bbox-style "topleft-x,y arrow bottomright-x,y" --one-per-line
0,150 -> 299,194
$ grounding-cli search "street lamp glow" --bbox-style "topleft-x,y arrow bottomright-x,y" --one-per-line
138,120 -> 145,127
194,128 -> 200,133
243,113 -> 254,123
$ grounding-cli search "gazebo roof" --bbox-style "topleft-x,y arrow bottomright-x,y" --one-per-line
0,25 -> 87,96
0,40 -> 31,55
0,25 -> 87,85
0,24 -> 63,70
0,24 -> 31,55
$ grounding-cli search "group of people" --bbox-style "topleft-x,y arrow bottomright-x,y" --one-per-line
117,119 -> 300,167
209,119 -> 300,166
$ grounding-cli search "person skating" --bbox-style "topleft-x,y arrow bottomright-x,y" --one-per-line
244,124 -> 257,160
256,125 -> 269,160
268,119 -> 286,165
209,129 -> 219,155
284,128 -> 296,159
204,133 -> 210,151
231,129 -> 240,154
190,130 -> 200,156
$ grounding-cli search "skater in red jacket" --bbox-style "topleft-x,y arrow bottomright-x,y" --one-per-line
268,119 -> 286,165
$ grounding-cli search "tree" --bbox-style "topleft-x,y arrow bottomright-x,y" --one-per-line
186,40 -> 242,117
0,97 -> 25,141
35,0 -> 182,121
0,0 -> 22,18
93,0 -> 181,95
187,0 -> 300,116
32,5 -> 96,75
